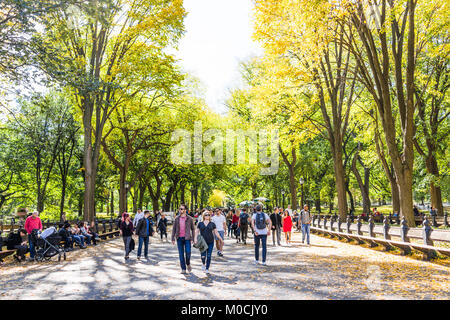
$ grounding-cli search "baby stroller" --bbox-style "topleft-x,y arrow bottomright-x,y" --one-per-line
31,227 -> 66,262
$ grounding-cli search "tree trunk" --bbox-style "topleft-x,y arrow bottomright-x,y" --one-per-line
315,198 -> 321,213
251,183 -> 257,199
163,180 -> 178,211
288,166 -> 298,210
132,187 -> 138,213
59,177 -> 66,219
78,192 -> 83,217
83,142 -> 98,222
345,178 -> 355,213
180,182 -> 186,205
118,169 -> 127,214
426,156 -> 444,216
279,146 -> 298,210
110,190 -> 114,216
352,153 -> 371,214
332,148 -> 348,219
138,182 -> 145,211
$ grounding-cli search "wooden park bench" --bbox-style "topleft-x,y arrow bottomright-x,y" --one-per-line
311,214 -> 450,260
0,217 -> 121,264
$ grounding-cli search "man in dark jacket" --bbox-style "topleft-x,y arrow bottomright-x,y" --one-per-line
7,228 -> 28,262
58,222 -> 74,252
135,210 -> 153,260
270,208 -> 282,246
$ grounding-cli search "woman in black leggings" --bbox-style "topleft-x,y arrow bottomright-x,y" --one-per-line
158,213 -> 168,242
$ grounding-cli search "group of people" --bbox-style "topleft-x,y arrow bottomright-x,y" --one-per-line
0,211 -> 100,264
57,220 -> 99,251
118,209 -> 169,260
117,203 -> 312,275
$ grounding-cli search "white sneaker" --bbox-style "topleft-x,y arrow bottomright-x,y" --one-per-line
205,269 -> 210,274
261,261 -> 267,266
254,260 -> 259,265
202,264 -> 206,272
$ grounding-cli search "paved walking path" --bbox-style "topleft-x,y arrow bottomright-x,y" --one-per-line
0,231 -> 449,300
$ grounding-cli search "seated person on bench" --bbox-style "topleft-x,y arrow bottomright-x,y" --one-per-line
79,221 -> 95,245
70,224 -> 87,249
58,222 -> 74,251
7,228 -> 28,262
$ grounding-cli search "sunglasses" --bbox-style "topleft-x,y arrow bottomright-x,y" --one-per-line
204,214 -> 210,217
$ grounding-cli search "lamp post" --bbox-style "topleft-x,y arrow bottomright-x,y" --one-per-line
281,190 -> 285,209
124,181 -> 130,212
299,177 -> 304,208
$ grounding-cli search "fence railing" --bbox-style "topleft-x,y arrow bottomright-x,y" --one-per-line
310,214 -> 450,260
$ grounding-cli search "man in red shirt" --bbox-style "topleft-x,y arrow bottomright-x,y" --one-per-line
24,211 -> 43,261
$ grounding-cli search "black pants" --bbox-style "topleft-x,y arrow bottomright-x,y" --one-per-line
240,224 -> 248,243
13,245 -> 28,259
62,236 -> 73,249
89,232 -> 98,245
159,229 -> 167,239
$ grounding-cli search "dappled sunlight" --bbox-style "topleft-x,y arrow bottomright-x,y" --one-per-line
1,232 -> 449,300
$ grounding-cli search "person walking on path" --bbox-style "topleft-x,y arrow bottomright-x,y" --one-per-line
24,211 -> 42,261
282,209 -> 293,245
251,204 -> 272,266
136,211 -> 153,260
270,208 -> 282,246
194,211 -> 223,274
211,208 -> 227,257
300,205 -> 312,245
133,209 -> 144,229
293,210 -> 300,231
231,209 -> 240,241
226,210 -> 233,238
171,205 -> 196,274
157,213 -> 168,242
119,213 -> 134,260
238,208 -> 250,244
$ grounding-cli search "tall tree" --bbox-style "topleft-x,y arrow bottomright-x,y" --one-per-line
33,0 -> 185,221
342,0 -> 418,226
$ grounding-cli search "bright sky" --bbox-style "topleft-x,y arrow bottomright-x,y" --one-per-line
174,0 -> 263,114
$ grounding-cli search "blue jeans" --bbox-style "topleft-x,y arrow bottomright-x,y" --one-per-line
227,221 -> 232,236
176,237 -> 191,270
71,235 -> 85,247
254,234 -> 267,263
138,236 -> 149,257
302,224 -> 310,244
28,234 -> 36,259
83,234 -> 92,245
201,242 -> 214,270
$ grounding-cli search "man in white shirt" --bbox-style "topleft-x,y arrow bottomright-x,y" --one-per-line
251,204 -> 272,266
133,209 -> 144,229
211,208 -> 227,257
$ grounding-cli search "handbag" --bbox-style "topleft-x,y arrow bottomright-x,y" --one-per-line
193,234 -> 208,253
129,238 -> 135,252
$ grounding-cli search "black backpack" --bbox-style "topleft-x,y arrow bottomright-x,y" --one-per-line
255,212 -> 266,229
240,213 -> 248,226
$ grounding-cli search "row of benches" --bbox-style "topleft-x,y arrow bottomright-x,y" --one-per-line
310,215 -> 450,260
0,219 -> 121,263
312,212 -> 449,227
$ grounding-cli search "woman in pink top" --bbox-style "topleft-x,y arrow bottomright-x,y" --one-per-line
282,210 -> 293,245
24,211 -> 42,260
